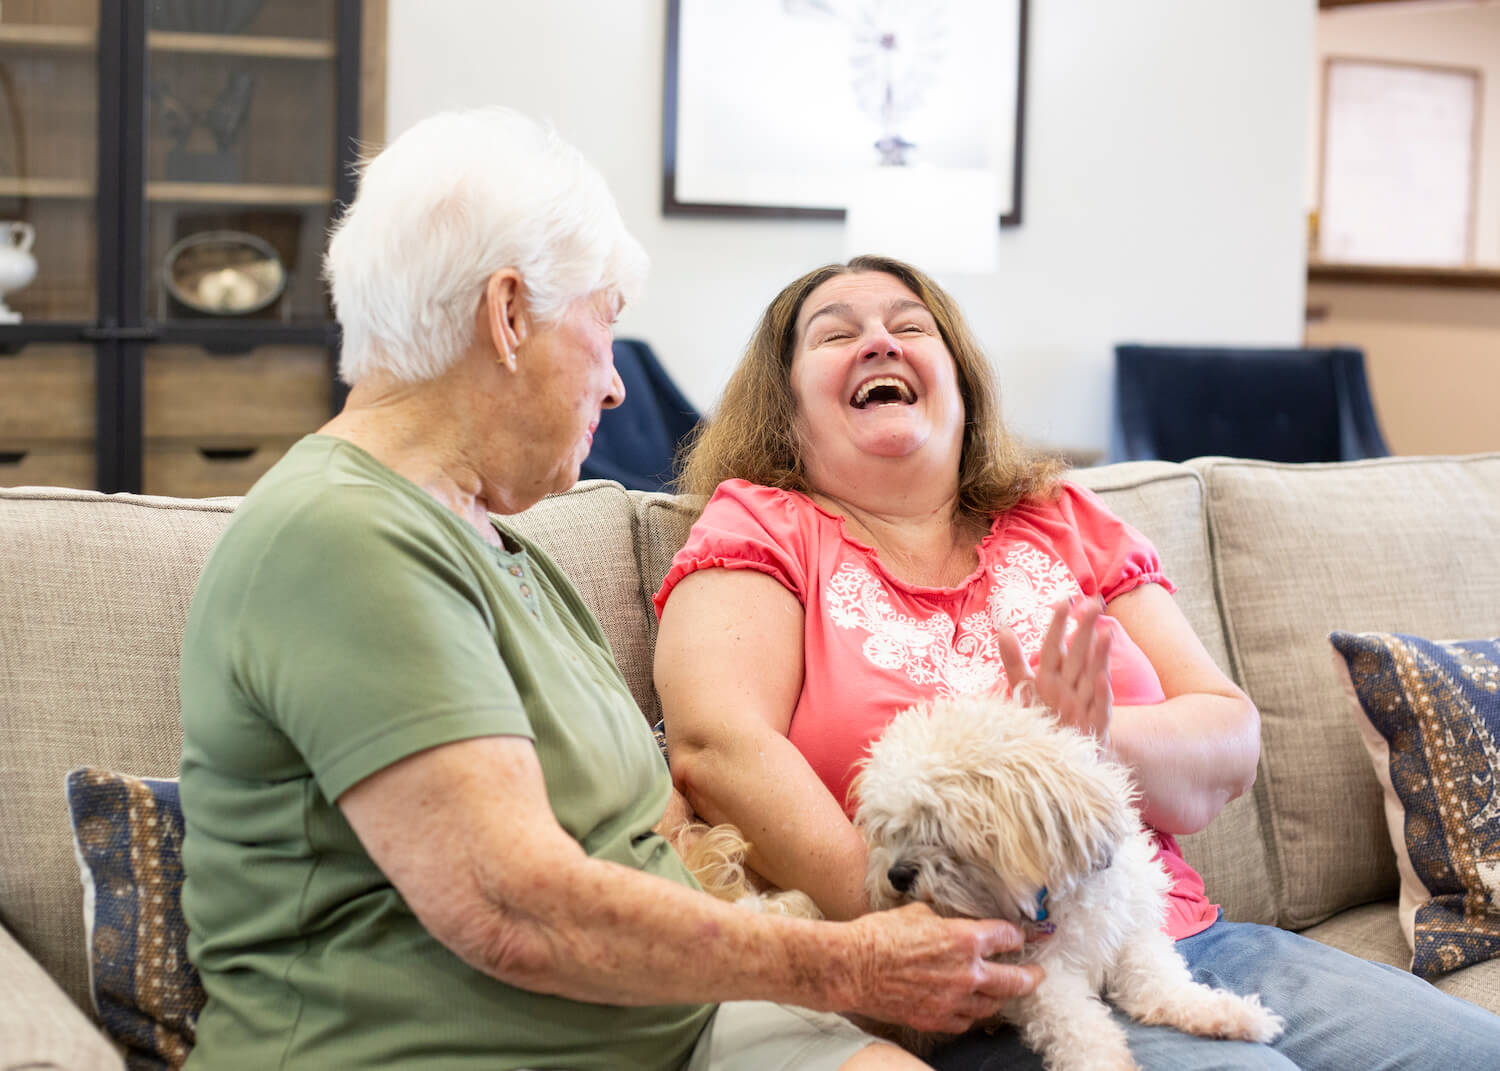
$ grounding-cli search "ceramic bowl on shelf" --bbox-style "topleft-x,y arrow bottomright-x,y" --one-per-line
162,229 -> 286,317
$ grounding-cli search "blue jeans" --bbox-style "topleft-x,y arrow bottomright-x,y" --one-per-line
927,919 -> 1500,1070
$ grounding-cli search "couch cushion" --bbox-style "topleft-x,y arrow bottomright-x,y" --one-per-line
507,480 -> 654,724
634,490 -> 704,727
637,463 -> 1276,926
0,921 -> 124,1070
1299,901 -> 1500,1016
1330,630 -> 1500,979
1072,462 -> 1275,927
1194,454 -> 1500,931
66,767 -> 200,1068
0,487 -> 236,1015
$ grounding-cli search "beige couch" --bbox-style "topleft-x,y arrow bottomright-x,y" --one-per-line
5,454 -> 1500,1066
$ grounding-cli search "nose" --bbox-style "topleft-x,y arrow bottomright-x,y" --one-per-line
602,365 -> 625,410
860,325 -> 901,362
887,862 -> 919,894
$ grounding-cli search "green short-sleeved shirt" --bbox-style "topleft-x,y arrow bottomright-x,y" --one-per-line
179,435 -> 713,1070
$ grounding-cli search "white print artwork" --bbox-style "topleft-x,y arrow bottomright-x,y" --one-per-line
667,0 -> 1023,219
824,545 -> 1081,697
1320,59 -> 1478,265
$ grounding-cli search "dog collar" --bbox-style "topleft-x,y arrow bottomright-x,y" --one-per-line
1033,886 -> 1049,922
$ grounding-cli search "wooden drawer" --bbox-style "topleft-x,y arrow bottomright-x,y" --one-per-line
143,438 -> 296,499
0,346 -> 95,441
0,444 -> 95,490
143,345 -> 331,440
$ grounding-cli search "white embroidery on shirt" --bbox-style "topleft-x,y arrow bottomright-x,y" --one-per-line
825,547 -> 1082,697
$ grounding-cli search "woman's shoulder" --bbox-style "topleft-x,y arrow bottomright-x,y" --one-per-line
701,478 -> 822,527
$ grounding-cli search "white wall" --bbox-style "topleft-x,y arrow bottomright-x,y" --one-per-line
1311,1 -> 1500,265
385,0 -> 1312,457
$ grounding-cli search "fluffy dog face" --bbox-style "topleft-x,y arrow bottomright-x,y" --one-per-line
852,695 -> 1138,923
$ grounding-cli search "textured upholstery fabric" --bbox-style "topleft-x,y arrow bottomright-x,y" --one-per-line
1194,455 -> 1500,931
0,922 -> 124,1069
1331,631 -> 1500,978
1301,901 -> 1500,1009
1070,463 -> 1275,927
0,488 -> 235,1014
507,479 -> 656,725
67,768 -> 199,1069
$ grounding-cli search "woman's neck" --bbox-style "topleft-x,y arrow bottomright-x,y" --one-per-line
319,369 -> 506,547
810,489 -> 987,588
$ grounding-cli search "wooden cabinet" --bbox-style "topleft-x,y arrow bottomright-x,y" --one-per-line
0,0 -> 384,495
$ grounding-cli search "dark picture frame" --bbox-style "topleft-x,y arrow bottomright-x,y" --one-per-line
662,0 -> 1028,227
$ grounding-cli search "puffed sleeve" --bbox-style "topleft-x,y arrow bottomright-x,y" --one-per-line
652,479 -> 814,616
1053,482 -> 1176,602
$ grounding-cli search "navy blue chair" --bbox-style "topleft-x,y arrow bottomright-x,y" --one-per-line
1109,344 -> 1389,464
579,338 -> 702,492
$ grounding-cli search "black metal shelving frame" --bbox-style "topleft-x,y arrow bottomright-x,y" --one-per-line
0,0 -> 361,492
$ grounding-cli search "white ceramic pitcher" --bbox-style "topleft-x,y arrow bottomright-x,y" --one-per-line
0,221 -> 37,324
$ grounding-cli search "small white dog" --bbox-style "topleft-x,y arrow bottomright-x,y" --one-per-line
680,694 -> 1283,1071
852,694 -> 1284,1070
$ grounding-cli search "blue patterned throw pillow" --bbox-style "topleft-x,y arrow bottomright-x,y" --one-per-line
66,767 -> 203,1070
1330,631 -> 1500,979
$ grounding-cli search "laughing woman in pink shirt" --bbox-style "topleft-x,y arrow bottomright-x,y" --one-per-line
652,254 -> 1500,1071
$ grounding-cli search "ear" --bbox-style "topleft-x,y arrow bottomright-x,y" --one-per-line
483,269 -> 530,372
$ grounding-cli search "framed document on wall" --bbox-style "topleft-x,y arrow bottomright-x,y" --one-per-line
1318,58 -> 1481,266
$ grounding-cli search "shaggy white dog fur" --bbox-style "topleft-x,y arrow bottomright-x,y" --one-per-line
681,695 -> 1284,1071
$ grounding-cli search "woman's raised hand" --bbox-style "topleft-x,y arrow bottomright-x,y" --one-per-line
997,597 -> 1114,751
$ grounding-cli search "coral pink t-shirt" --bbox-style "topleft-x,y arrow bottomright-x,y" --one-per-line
654,478 -> 1218,940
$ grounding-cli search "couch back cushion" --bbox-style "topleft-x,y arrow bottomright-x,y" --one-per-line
502,481 -> 655,722
0,488 -> 236,1012
1193,454 -> 1500,930
636,463 -> 1277,925
1071,463 -> 1275,926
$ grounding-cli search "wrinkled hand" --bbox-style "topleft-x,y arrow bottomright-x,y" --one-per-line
998,597 -> 1114,750
841,902 -> 1044,1034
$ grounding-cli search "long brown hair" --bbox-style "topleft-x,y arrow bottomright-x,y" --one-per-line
676,255 -> 1063,518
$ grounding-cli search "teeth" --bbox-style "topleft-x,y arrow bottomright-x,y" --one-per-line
852,376 -> 917,408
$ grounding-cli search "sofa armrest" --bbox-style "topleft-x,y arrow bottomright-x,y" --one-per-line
0,923 -> 124,1070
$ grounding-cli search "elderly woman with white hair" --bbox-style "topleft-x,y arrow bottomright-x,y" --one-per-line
175,107 -> 1042,1071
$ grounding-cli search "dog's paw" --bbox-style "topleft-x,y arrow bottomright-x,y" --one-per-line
1222,993 -> 1284,1044
1152,989 -> 1284,1044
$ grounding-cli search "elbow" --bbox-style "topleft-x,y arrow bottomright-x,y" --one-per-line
473,918 -> 558,991
1226,696 -> 1263,802
669,736 -> 720,817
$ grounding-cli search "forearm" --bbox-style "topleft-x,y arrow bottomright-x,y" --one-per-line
1110,693 -> 1261,835
457,848 -> 862,1009
672,731 -> 872,920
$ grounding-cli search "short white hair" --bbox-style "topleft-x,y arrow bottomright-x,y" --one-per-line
324,107 -> 648,385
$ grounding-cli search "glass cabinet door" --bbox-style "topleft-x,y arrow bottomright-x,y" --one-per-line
143,0 -> 338,325
0,0 -> 99,323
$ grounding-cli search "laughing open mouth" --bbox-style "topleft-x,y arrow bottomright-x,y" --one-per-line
851,376 -> 917,409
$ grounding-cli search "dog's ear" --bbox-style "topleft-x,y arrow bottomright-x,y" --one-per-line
1050,757 -> 1137,878
985,742 -> 1136,887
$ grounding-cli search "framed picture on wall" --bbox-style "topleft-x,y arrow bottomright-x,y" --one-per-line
661,0 -> 1028,226
1318,57 -> 1480,265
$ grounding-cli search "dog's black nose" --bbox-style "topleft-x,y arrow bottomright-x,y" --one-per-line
887,862 -> 919,894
